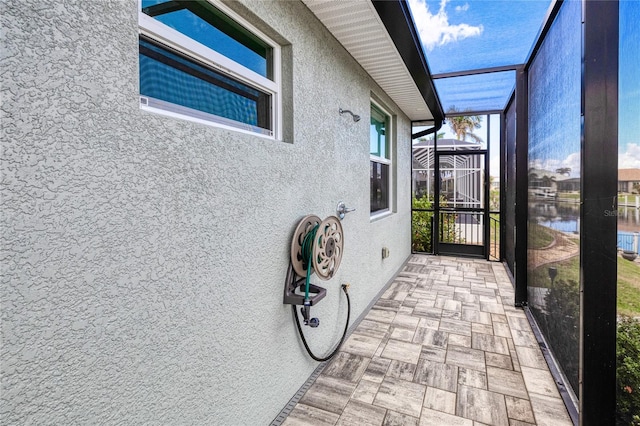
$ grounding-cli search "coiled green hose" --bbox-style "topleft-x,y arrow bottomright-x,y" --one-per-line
301,224 -> 319,301
289,222 -> 350,361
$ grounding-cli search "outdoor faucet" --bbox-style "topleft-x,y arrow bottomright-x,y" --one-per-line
336,201 -> 355,220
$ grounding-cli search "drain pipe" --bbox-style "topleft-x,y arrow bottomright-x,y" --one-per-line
411,117 -> 444,140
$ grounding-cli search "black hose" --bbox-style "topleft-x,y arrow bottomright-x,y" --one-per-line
292,283 -> 351,362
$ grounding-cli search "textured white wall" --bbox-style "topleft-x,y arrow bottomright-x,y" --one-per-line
1,0 -> 413,423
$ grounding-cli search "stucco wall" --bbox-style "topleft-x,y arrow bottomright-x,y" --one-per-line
1,0 -> 412,424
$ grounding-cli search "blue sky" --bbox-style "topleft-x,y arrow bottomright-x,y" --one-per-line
408,0 -> 551,74
619,0 -> 640,169
408,0 -> 640,171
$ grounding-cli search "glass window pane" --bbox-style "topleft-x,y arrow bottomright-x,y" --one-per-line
140,38 -> 270,130
370,105 -> 389,158
370,161 -> 389,213
526,0 -> 581,396
142,0 -> 271,78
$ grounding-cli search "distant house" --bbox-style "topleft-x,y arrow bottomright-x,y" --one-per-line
618,168 -> 640,193
557,177 -> 580,192
528,168 -> 560,199
528,168 -> 581,199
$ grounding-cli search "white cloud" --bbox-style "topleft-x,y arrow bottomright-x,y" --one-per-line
620,143 -> 640,169
455,3 -> 470,12
530,152 -> 581,177
563,152 -> 581,176
408,0 -> 483,51
528,145 -> 640,177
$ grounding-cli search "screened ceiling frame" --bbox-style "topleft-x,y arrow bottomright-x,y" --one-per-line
432,66 -> 523,118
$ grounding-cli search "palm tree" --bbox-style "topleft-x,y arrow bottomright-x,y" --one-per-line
541,174 -> 556,188
555,167 -> 571,176
446,106 -> 483,143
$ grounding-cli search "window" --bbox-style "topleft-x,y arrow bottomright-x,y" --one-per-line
138,0 -> 281,138
370,102 -> 392,215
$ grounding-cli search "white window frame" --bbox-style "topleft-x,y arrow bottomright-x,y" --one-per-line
370,99 -> 394,220
138,0 -> 282,140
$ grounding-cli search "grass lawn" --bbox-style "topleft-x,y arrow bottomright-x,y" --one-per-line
528,255 -> 639,316
528,223 -> 555,249
618,257 -> 640,317
529,255 -> 580,289
558,192 -> 580,200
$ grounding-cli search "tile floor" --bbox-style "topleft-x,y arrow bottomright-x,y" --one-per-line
282,255 -> 573,426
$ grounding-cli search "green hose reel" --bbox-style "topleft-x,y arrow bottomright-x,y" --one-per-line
284,215 -> 344,327
284,215 -> 350,361
291,215 -> 343,281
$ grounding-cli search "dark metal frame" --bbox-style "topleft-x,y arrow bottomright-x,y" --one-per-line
514,66 -> 528,307
485,115 -> 493,260
499,110 -> 506,261
580,1 -> 619,423
442,109 -> 504,117
431,64 -> 523,80
503,93 -> 516,276
434,149 -> 488,259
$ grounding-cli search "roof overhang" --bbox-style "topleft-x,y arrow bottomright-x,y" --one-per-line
302,0 -> 444,124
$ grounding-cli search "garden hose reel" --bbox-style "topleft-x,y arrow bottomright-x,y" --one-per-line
283,215 -> 344,328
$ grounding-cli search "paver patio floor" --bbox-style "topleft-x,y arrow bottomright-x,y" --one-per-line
281,255 -> 573,426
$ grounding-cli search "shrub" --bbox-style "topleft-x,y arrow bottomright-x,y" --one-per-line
411,195 -> 461,252
617,316 -> 640,426
412,195 -> 434,252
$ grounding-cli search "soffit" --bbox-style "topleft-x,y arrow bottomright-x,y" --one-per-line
302,0 -> 434,121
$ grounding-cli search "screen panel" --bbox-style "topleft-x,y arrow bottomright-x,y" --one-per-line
527,0 -> 581,396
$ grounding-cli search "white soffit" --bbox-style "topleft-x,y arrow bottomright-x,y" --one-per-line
303,0 -> 434,121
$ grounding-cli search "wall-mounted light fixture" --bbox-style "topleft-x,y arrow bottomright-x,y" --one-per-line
339,108 -> 361,122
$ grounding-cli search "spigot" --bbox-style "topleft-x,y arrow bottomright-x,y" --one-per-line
336,201 -> 356,220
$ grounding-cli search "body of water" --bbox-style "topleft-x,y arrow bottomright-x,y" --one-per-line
537,206 -> 640,253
